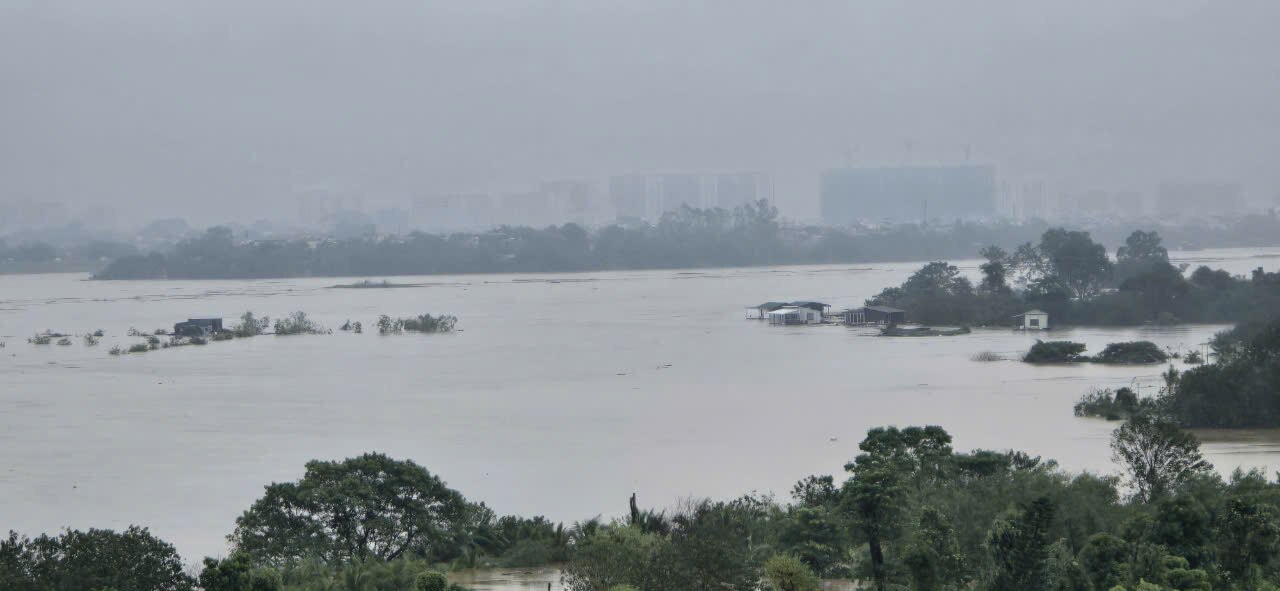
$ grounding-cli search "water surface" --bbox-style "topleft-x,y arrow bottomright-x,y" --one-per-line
1,247 -> 1276,567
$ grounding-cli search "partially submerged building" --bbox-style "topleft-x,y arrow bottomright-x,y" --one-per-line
841,306 -> 906,325
746,301 -> 830,320
768,305 -> 824,325
1013,310 -> 1049,330
173,318 -> 224,337
747,301 -> 831,324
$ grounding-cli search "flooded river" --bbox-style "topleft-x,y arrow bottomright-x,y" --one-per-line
2,247 -> 1279,579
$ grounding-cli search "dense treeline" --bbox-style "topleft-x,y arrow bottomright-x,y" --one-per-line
90,203 -> 1280,280
93,201 -> 1044,279
1159,317 -> 1280,428
870,228 -> 1280,326
9,419 -> 1280,590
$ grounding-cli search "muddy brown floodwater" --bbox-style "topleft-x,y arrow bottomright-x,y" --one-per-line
1,247 -> 1278,573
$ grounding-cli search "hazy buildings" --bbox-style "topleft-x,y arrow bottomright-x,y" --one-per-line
1158,181 -> 1242,220
608,172 -> 773,222
820,165 -> 996,225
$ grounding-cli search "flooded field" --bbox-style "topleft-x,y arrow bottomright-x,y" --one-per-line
1,246 -> 1278,573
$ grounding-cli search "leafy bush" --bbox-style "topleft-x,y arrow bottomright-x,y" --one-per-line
29,334 -> 52,345
83,334 -> 100,346
377,315 -> 402,335
1023,340 -> 1088,363
762,554 -> 821,591
1183,350 -> 1204,364
211,331 -> 233,341
415,570 -> 449,591
1092,341 -> 1169,364
56,337 -> 72,346
232,311 -> 270,337
273,311 -> 325,335
128,343 -> 150,353
403,314 -> 457,333
109,346 -> 123,355
1074,388 -> 1145,420
971,351 -> 1003,362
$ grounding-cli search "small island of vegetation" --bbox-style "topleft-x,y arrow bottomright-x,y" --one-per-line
869,228 -> 1280,327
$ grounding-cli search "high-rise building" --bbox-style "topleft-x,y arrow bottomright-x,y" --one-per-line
608,172 -> 772,222
820,165 -> 996,225
1157,181 -> 1241,219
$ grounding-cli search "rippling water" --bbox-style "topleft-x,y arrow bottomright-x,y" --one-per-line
1,247 -> 1277,574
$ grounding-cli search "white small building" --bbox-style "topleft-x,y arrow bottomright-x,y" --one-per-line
1014,309 -> 1049,330
768,306 -> 823,325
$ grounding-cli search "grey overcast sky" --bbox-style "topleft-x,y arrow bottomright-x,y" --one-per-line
2,0 -> 1278,221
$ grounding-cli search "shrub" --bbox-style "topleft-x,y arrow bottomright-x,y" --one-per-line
1092,341 -> 1169,364
1074,387 -> 1146,420
109,346 -> 123,356
211,331 -> 233,341
972,351 -> 1003,362
91,329 -> 104,337
191,336 -> 208,345
1184,350 -> 1204,364
233,311 -> 270,337
83,334 -> 100,346
273,311 -> 325,335
352,321 -> 362,334
416,571 -> 450,591
402,314 -> 457,333
56,337 -> 72,346
29,334 -> 52,345
1023,340 -> 1088,363
377,315 -> 402,334
128,343 -> 150,353
763,554 -> 821,591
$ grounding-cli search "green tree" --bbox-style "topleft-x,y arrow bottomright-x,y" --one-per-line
843,427 -> 921,591
1219,497 -> 1280,588
987,497 -> 1056,591
198,552 -> 282,591
0,527 -> 193,591
231,453 -> 475,565
1036,228 -> 1114,300
762,553 -> 821,591
1110,416 -> 1212,502
779,506 -> 846,576
562,525 -> 672,591
980,245 -> 1012,294
903,507 -> 967,591
1079,533 -> 1130,591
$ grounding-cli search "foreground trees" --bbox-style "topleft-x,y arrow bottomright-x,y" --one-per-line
0,526 -> 193,591
231,453 -> 476,565
1111,415 -> 1213,502
11,416 -> 1280,590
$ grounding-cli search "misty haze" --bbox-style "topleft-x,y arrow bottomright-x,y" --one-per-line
4,2 -> 1280,591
